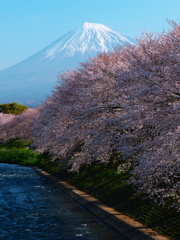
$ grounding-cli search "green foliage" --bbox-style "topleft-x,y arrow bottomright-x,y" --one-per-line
0,102 -> 28,115
0,138 -> 41,165
0,138 -> 31,148
0,148 -> 41,165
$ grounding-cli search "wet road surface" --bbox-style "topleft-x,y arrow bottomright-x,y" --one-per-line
0,163 -> 122,240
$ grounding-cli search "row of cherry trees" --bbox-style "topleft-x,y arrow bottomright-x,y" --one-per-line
0,22 -> 179,209
0,109 -> 39,143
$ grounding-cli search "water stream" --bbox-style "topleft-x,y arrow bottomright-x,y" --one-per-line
0,163 -> 122,240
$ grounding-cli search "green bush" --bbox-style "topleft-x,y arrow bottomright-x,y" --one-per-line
0,102 -> 28,115
0,138 -> 31,148
0,138 -> 41,165
0,147 -> 41,165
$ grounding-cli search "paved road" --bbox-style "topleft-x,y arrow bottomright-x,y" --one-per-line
0,163 -> 122,240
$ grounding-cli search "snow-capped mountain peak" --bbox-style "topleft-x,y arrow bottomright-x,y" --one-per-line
0,22 -> 135,107
82,22 -> 113,32
44,22 -> 133,59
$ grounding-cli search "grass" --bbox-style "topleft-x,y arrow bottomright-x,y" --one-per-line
0,138 -> 41,165
0,138 -> 179,240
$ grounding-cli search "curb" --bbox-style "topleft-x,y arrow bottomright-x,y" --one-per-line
33,167 -> 170,240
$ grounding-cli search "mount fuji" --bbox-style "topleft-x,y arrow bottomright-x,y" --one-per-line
0,22 -> 135,107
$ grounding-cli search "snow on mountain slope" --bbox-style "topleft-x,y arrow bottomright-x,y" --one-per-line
44,22 -> 133,58
0,22 -> 135,107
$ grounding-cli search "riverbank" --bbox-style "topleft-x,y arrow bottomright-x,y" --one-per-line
37,159 -> 179,240
34,166 -> 170,240
0,139 -> 179,240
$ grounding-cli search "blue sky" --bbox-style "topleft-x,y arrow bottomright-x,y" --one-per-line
0,0 -> 179,71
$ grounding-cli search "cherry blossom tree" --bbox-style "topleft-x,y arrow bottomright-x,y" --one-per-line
32,51 -> 127,169
0,108 -> 39,142
115,21 -> 180,208
0,113 -> 15,142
